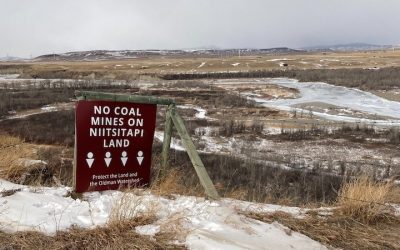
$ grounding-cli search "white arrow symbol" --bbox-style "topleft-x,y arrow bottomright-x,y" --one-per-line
104,152 -> 112,167
121,151 -> 128,166
137,151 -> 144,166
86,152 -> 94,168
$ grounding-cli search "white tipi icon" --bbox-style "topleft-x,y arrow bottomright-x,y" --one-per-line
137,151 -> 144,166
86,152 -> 94,168
104,152 -> 112,167
121,151 -> 128,166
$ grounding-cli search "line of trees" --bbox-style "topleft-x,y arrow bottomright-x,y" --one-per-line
159,67 -> 400,90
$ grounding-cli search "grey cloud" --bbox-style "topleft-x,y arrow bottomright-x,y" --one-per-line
1,0 -> 399,57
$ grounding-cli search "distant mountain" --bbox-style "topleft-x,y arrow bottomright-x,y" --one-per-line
182,45 -> 221,51
0,56 -> 26,62
302,43 -> 394,52
34,47 -> 305,61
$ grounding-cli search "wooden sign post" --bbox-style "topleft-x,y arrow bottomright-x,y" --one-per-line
74,91 -> 220,200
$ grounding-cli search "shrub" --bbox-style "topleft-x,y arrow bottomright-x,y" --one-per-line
336,176 -> 394,223
153,147 -> 343,205
213,93 -> 255,108
0,110 -> 75,146
388,127 -> 400,144
159,67 -> 400,90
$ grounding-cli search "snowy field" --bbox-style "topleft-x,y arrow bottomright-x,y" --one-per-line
0,75 -> 133,89
0,74 -> 20,80
0,179 -> 326,249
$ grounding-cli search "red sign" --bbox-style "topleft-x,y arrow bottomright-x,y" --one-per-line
75,100 -> 156,192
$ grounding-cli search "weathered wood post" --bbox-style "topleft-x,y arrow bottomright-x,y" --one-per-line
161,104 -> 174,171
170,106 -> 220,200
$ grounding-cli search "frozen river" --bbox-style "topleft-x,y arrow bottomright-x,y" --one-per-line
217,78 -> 400,126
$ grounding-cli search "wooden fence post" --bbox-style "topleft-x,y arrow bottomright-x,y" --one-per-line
73,95 -> 84,191
170,107 -> 220,200
161,104 -> 174,175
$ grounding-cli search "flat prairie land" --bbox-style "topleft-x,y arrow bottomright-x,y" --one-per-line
2,49 -> 400,80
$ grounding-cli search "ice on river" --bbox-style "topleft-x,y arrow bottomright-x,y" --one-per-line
224,78 -> 400,126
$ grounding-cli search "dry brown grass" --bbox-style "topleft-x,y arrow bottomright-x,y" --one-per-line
108,190 -> 189,247
0,134 -> 73,186
108,191 -> 159,225
243,176 -> 400,249
0,135 -> 36,182
155,212 -> 189,245
9,49 -> 400,79
223,187 -> 248,201
0,134 -> 23,148
151,168 -> 203,198
0,217 -> 184,250
245,211 -> 400,250
387,185 -> 400,204
336,176 -> 396,223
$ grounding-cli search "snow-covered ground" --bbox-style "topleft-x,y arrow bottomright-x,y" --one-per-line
0,103 -> 73,121
266,58 -> 294,62
197,62 -> 206,68
154,131 -> 185,151
0,179 -> 326,249
0,74 -> 20,80
0,75 -> 134,89
156,100 -> 400,176
0,77 -> 83,85
178,104 -> 214,120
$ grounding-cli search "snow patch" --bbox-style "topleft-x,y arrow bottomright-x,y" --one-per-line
41,105 -> 57,112
0,179 -> 327,249
266,58 -> 293,62
154,131 -> 185,151
197,62 -> 206,68
16,159 -> 47,167
178,104 -> 212,120
0,74 -> 20,80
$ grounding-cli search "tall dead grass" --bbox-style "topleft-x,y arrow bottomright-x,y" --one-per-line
151,168 -> 203,198
246,211 -> 400,250
0,135 -> 35,182
108,191 -> 158,226
107,190 -> 188,247
0,134 -> 22,148
0,217 -> 180,250
149,146 -> 343,205
336,176 -> 395,223
244,176 -> 400,249
0,135 -> 71,187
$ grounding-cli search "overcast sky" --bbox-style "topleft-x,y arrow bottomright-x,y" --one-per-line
1,0 -> 400,57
